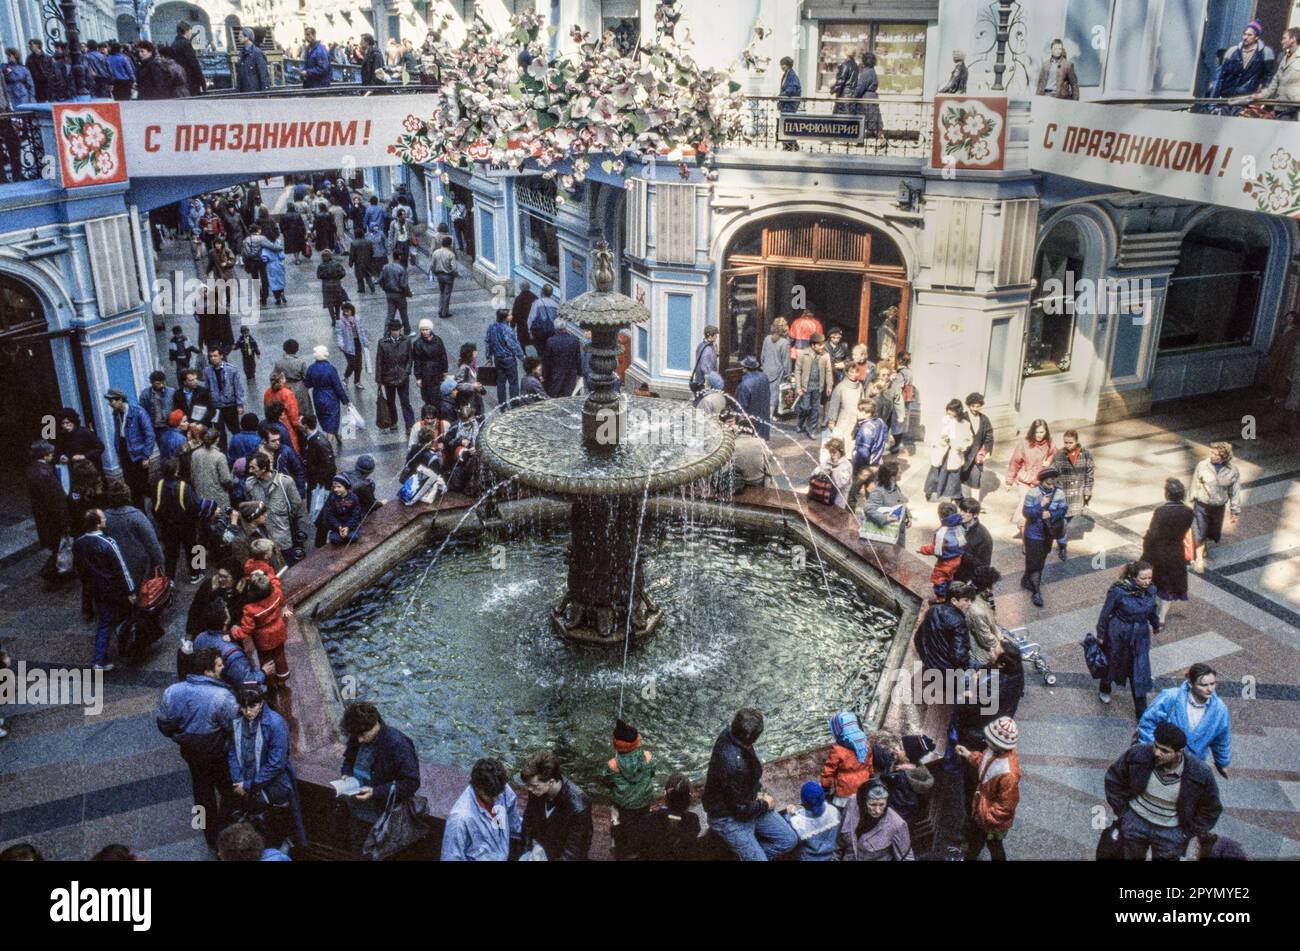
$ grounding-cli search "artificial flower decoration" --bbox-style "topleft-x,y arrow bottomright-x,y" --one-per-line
390,8 -> 766,198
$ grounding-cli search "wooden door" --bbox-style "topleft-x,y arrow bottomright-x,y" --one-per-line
720,267 -> 766,391
860,277 -> 911,365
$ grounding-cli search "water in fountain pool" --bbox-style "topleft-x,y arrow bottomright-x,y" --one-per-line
318,519 -> 899,792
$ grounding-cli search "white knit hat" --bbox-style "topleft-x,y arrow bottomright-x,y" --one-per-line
984,716 -> 1018,751
418,318 -> 433,332
313,345 -> 328,360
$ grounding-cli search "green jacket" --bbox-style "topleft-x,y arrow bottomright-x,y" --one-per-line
605,746 -> 656,810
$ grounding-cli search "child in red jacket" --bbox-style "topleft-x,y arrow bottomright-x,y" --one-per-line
232,558 -> 293,685
820,711 -> 872,807
919,501 -> 966,601
955,716 -> 1021,861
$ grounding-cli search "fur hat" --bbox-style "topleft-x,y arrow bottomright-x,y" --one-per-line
313,345 -> 329,360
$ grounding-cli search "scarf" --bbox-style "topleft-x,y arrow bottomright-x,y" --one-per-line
830,711 -> 869,765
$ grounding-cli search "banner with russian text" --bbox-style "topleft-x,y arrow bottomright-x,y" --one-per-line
1030,98 -> 1300,218
117,95 -> 442,177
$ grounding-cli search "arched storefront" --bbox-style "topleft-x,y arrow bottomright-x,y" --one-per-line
0,275 -> 77,474
719,213 -> 911,387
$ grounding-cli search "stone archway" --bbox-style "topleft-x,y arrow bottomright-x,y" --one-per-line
150,2 -> 213,49
0,273 -> 69,473
716,210 -> 913,387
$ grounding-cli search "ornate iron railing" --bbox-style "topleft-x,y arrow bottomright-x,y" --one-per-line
738,96 -> 934,159
0,112 -> 48,185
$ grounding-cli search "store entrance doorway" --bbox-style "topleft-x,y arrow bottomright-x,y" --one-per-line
720,214 -> 910,389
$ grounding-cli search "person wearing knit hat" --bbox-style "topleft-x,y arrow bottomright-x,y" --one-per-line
604,719 -> 655,859
355,455 -> 375,476
324,470 -> 362,545
1210,20 -> 1276,101
696,370 -> 728,416
1020,465 -> 1067,607
783,780 -> 840,861
158,410 -> 189,462
1105,718 -> 1223,861
901,733 -> 938,764
836,780 -> 914,861
955,716 -> 1021,861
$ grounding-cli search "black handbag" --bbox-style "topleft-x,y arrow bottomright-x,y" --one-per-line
1081,633 -> 1109,680
1096,818 -> 1124,860
361,787 -> 430,861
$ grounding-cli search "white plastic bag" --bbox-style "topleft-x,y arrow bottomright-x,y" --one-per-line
363,346 -> 374,377
56,535 -> 74,576
309,486 -> 329,523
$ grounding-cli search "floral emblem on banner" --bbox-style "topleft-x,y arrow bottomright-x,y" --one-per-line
939,102 -> 999,164
389,9 -> 765,201
53,102 -> 128,187
1242,146 -> 1300,217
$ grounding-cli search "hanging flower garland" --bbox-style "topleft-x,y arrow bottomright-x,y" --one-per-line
389,10 -> 770,203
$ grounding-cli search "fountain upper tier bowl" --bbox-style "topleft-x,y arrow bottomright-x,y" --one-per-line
478,395 -> 736,497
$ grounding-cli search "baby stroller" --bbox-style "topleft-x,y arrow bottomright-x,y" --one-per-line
1005,626 -> 1056,685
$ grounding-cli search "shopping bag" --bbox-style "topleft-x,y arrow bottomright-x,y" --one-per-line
56,462 -> 70,495
362,346 -> 374,377
56,535 -> 74,576
345,402 -> 366,432
340,412 -> 356,443
376,396 -> 395,431
1081,633 -> 1109,680
309,486 -> 329,523
1182,528 -> 1195,563
361,787 -> 430,861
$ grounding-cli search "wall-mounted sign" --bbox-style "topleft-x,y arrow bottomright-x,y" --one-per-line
53,102 -> 129,187
931,95 -> 1007,171
777,114 -> 865,143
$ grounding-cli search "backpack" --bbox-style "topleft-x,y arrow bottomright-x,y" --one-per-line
241,240 -> 262,270
808,472 -> 837,505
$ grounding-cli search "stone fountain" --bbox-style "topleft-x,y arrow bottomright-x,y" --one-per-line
478,242 -> 735,645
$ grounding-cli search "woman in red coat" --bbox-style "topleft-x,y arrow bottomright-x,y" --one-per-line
232,559 -> 292,685
264,373 -> 302,454
1004,419 -> 1054,535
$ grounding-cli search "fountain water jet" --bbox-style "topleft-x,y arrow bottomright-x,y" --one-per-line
478,242 -> 734,645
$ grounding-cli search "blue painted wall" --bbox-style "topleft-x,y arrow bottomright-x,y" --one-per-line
479,209 -> 496,265
665,292 -> 693,371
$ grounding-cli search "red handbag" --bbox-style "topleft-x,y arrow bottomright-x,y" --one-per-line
137,567 -> 174,614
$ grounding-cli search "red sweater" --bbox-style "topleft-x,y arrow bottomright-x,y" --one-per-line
821,743 -> 872,799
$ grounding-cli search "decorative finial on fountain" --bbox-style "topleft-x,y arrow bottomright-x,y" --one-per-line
592,240 -> 615,293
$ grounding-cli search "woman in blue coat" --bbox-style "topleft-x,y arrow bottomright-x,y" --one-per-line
261,244 -> 287,306
1097,559 -> 1161,718
1021,467 -> 1068,607
3,53 -> 36,106
304,345 -> 351,447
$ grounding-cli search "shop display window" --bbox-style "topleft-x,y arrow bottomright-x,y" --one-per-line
817,20 -> 927,96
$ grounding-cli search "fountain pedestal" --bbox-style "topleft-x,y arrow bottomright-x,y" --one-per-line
478,242 -> 733,646
553,495 -> 663,645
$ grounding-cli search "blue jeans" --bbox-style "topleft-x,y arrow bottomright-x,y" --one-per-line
495,359 -> 519,409
709,810 -> 798,861
1119,809 -> 1189,861
93,599 -> 125,666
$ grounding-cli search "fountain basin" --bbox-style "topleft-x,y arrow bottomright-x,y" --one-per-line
317,507 -> 899,790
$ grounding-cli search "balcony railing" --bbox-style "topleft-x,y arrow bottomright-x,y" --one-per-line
737,96 -> 933,159
0,111 -> 47,185
1094,96 -> 1298,116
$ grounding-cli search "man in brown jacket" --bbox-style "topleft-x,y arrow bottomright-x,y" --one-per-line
795,333 -> 833,439
1035,39 -> 1079,99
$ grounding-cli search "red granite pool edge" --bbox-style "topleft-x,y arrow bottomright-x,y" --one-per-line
272,487 -> 929,858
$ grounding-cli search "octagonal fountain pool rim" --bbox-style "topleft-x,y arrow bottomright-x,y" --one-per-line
271,488 -> 930,843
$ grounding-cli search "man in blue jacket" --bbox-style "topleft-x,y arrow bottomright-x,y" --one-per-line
484,308 -> 526,410
82,40 -> 113,98
234,28 -> 270,92
204,346 -> 247,448
733,355 -> 771,440
301,27 -> 332,88
702,707 -> 797,861
1104,722 -> 1223,861
72,508 -> 135,670
1138,663 -> 1231,776
157,646 -> 239,848
442,757 -> 521,861
105,388 -> 156,510
192,601 -> 269,689
229,688 -> 304,845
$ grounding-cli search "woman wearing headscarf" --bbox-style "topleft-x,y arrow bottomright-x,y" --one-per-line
1095,560 -> 1161,718
835,781 -> 914,861
304,345 -> 351,448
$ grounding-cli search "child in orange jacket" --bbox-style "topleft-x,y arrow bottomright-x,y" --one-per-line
955,716 -> 1021,861
820,711 -> 872,807
232,556 -> 293,685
